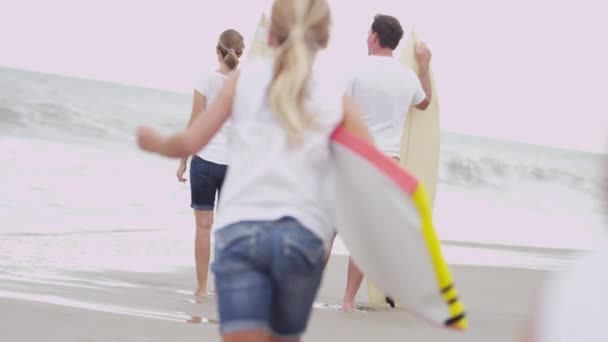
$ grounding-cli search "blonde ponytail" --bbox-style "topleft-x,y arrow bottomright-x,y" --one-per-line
269,28 -> 316,141
268,0 -> 331,142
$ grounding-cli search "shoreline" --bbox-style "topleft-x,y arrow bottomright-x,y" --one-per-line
0,254 -> 549,341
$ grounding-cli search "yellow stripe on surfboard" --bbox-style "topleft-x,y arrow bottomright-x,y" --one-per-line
413,184 -> 467,328
366,182 -> 467,328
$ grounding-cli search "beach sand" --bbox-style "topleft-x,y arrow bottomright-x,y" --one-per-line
0,253 -> 551,341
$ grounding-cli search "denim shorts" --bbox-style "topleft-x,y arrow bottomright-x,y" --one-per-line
189,155 -> 227,211
211,217 -> 325,339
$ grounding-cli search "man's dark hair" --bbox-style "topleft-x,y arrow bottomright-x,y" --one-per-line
371,14 -> 404,50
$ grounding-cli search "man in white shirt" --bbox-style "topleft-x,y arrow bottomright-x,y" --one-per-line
339,13 -> 433,312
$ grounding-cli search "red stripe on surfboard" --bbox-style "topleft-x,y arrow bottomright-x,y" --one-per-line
331,125 -> 419,195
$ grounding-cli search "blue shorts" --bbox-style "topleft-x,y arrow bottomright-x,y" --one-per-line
211,217 -> 325,339
189,155 -> 227,211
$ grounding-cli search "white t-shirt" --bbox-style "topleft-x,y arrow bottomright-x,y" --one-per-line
194,71 -> 230,165
346,56 -> 426,158
214,58 -> 343,250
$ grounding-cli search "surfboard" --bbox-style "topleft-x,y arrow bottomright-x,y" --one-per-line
245,14 -> 465,329
366,30 -> 442,307
400,30 -> 441,206
331,126 -> 466,329
246,14 -> 274,60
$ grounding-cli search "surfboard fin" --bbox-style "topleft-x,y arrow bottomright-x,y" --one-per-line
385,296 -> 396,308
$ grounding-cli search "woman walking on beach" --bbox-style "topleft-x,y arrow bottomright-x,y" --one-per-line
176,28 -> 244,298
136,0 -> 373,340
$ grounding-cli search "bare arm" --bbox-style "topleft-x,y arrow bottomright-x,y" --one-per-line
137,71 -> 239,158
414,42 -> 432,110
415,65 -> 432,110
180,91 -> 207,164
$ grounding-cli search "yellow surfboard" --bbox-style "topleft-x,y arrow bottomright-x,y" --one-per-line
367,30 -> 442,307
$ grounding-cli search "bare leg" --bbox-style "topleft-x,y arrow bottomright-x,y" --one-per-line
194,209 -> 213,298
223,331 -> 271,342
342,257 -> 364,312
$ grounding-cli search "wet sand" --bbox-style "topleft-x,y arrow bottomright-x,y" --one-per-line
0,253 -> 551,341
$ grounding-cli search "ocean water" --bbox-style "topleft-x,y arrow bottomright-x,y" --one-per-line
1,66 -> 607,278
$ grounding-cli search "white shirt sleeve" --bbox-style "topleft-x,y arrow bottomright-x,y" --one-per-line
411,77 -> 426,106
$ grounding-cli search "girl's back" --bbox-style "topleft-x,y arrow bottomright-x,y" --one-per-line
215,58 -> 342,246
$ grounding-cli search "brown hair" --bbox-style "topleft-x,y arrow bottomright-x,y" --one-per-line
217,29 -> 244,70
371,14 -> 404,50
268,0 -> 331,141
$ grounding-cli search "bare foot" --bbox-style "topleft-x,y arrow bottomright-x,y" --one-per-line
342,300 -> 355,313
194,288 -> 208,298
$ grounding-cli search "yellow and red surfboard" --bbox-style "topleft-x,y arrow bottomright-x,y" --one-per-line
331,126 -> 467,329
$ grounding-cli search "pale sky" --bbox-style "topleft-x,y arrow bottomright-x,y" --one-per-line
1,0 -> 607,153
